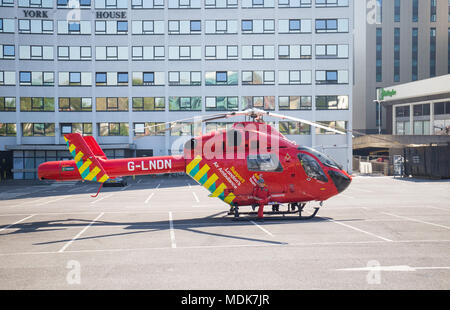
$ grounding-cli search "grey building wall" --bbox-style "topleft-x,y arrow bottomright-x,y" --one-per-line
0,0 -> 354,178
353,0 -> 450,134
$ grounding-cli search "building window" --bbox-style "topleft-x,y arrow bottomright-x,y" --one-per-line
96,97 -> 129,111
132,20 -> 165,34
431,0 -> 437,22
241,96 -> 275,110
170,123 -> 197,136
205,97 -> 238,111
394,28 -> 400,82
315,19 -> 348,33
315,44 -> 348,59
0,71 -> 16,86
60,123 -> 93,135
59,72 -> 92,86
0,97 -> 16,111
412,28 -> 418,81
59,98 -> 92,112
132,72 -> 164,86
394,0 -> 400,22
430,28 -> 436,77
96,46 -> 128,60
205,122 -> 234,134
22,123 -> 55,137
413,104 -> 430,117
278,19 -> 311,33
168,20 -> 201,34
205,71 -> 238,85
134,123 -> 165,136
279,122 -> 310,135
316,121 -> 346,135
279,70 -> 312,85
132,97 -> 165,111
0,18 -> 15,33
242,45 -> 274,60
19,71 -> 54,86
0,45 -> 15,60
168,71 -> 201,86
95,72 -> 128,86
376,0 -> 382,23
58,20 -> 91,34
18,19 -> 53,34
205,45 -> 238,60
0,123 -> 16,137
58,0 -> 91,7
58,46 -> 91,60
279,45 -> 312,59
95,0 -> 127,8
242,71 -> 275,85
205,0 -> 237,9
169,46 -> 201,60
169,97 -> 202,111
279,0 -> 311,8
279,96 -> 312,110
132,46 -> 165,60
241,19 -> 275,34
98,123 -> 129,136
168,0 -> 201,9
205,20 -> 237,34
242,0 -> 274,8
315,96 -> 349,110
376,28 -> 382,82
20,45 -> 54,60
1,0 -> 15,7
20,97 -> 54,112
95,20 -> 128,34
412,0 -> 418,22
315,70 -> 348,85
131,0 -> 164,8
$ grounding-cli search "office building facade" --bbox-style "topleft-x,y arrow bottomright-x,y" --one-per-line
0,0 -> 353,179
353,0 -> 450,135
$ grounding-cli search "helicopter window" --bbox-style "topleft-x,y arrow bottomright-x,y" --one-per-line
297,153 -> 328,182
297,146 -> 342,169
247,154 -> 283,172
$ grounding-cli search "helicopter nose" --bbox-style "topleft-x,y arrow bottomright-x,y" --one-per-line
327,170 -> 352,193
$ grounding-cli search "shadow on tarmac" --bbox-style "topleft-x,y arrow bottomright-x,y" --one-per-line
0,211 -> 337,247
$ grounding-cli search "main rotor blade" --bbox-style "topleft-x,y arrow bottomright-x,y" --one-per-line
132,112 -> 233,139
266,112 -> 347,135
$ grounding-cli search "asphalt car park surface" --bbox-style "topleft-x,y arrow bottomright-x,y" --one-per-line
0,175 -> 449,289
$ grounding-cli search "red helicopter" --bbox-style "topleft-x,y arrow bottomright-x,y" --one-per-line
38,109 -> 352,220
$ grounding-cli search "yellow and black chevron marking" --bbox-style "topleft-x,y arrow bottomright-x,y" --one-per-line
64,136 -> 109,183
186,156 -> 236,205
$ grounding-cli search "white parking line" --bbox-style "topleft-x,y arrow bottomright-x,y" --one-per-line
137,179 -> 142,184
327,218 -> 393,242
336,265 -> 450,272
0,214 -> 35,233
145,193 -> 154,204
250,220 -> 274,237
58,212 -> 104,253
382,212 -> 450,230
192,192 -> 199,203
36,195 -> 73,206
169,211 -> 176,248
121,185 -> 131,191
156,183 -> 161,189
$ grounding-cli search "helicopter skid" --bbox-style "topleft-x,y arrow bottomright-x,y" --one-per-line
228,205 -> 320,220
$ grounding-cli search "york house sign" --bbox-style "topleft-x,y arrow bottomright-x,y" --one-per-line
96,11 -> 127,19
23,10 -> 49,18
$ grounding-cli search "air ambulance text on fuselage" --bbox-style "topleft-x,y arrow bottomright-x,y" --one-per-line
127,159 -> 172,172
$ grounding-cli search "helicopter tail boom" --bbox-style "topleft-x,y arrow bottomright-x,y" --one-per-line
38,133 -> 186,182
